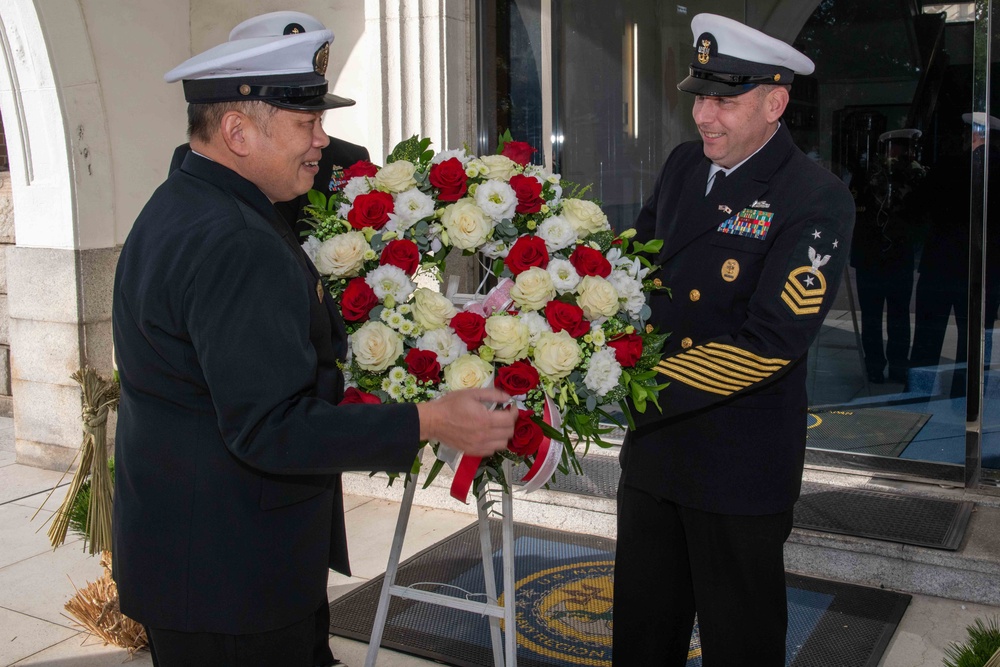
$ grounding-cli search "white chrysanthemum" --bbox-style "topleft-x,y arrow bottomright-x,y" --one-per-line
403,383 -> 419,399
519,310 -> 552,344
338,202 -> 353,219
480,239 -> 510,259
387,383 -> 404,400
353,321 -> 404,372
384,310 -> 405,329
590,323 -> 606,346
388,366 -> 408,383
431,148 -> 474,166
343,176 -> 373,203
536,215 -> 577,252
415,327 -> 465,367
398,304 -> 413,315
381,377 -> 393,392
389,188 -> 436,232
474,179 -> 518,222
399,319 -> 417,336
584,347 -> 622,397
547,258 -> 582,294
301,236 -> 322,263
365,265 -> 415,304
608,270 -> 646,318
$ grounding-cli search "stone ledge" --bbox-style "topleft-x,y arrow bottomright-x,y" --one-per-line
14,438 -> 79,472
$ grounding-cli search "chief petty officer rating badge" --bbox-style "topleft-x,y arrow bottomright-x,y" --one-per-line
781,227 -> 841,316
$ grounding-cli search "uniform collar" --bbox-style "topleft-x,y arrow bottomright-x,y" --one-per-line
179,151 -> 285,228
708,121 -> 784,181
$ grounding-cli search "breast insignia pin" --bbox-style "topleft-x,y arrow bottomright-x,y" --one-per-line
721,259 -> 740,282
316,279 -> 325,304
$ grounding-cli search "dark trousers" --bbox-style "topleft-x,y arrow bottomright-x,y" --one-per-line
146,598 -> 334,667
855,264 -> 913,377
612,485 -> 793,667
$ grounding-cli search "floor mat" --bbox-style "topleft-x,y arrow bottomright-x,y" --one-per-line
805,408 -> 930,457
330,521 -> 910,667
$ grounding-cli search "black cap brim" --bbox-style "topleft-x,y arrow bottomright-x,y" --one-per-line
269,92 -> 356,111
677,74 -> 758,97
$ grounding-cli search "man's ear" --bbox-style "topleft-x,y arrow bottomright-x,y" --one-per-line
219,111 -> 252,157
765,86 -> 790,123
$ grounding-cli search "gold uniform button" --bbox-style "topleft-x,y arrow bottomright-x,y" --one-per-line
681,337 -> 693,349
689,289 -> 701,302
653,278 -> 663,287
645,324 -> 654,333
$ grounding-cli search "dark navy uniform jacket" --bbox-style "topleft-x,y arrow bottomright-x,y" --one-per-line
112,152 -> 420,634
623,123 -> 855,515
168,136 -> 369,238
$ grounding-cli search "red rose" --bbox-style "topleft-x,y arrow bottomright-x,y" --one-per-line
569,245 -> 612,277
341,387 -> 381,404
405,348 -> 442,384
508,409 -> 543,456
607,333 -> 643,367
344,160 -> 379,179
500,141 -> 537,166
348,190 -> 394,230
494,360 -> 540,396
429,158 -> 469,201
509,174 -> 545,214
341,277 -> 379,322
380,239 -> 421,275
504,235 -> 549,275
450,311 -> 488,350
544,300 -> 590,338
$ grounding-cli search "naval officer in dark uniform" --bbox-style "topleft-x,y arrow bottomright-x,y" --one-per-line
613,14 -> 854,666
168,13 -> 371,240
112,11 -> 516,667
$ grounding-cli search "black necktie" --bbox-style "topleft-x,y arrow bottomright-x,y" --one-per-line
707,170 -> 725,195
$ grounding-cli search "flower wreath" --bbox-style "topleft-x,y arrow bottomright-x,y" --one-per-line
302,132 -> 667,500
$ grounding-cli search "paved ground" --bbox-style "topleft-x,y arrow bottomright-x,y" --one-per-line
2,416 -> 999,666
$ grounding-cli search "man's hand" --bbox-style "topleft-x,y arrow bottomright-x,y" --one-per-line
417,388 -> 517,457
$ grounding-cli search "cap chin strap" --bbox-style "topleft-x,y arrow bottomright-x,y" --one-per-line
182,74 -> 328,105
687,67 -> 793,86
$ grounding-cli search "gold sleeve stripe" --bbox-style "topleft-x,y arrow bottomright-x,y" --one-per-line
704,342 -> 789,366
655,366 -> 735,396
699,347 -> 785,372
657,360 -> 745,392
782,291 -> 822,315
667,356 -> 756,388
787,279 -> 826,301
687,349 -> 772,379
673,353 -> 770,384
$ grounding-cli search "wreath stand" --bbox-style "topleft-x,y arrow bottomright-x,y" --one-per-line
364,459 -> 518,667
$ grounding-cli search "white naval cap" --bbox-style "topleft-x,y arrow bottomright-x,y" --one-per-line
163,10 -> 355,111
678,13 -> 815,97
962,112 -> 1000,132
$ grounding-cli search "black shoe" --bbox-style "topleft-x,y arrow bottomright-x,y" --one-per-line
888,367 -> 908,384
867,370 -> 885,384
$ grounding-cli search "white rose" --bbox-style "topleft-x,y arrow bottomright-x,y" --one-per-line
416,327 -> 465,366
547,258 -> 582,294
412,287 -> 458,331
373,160 -> 417,193
484,315 -> 530,363
444,354 -> 494,390
561,199 -> 610,238
479,154 -> 519,181
536,215 -> 577,252
314,232 -> 370,278
584,347 -> 622,397
510,266 -> 556,311
577,275 -> 620,319
533,330 -> 581,380
474,179 -> 518,222
442,199 -> 494,250
352,321 -> 404,372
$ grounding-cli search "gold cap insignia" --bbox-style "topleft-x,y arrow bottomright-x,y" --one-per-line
698,38 -> 712,65
721,259 -> 740,282
316,279 -> 325,304
774,73 -> 781,82
314,42 -> 330,76
239,84 -> 251,96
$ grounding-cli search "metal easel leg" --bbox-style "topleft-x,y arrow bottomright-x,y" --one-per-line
364,476 -> 419,667
501,459 -> 517,667
477,482 -> 505,667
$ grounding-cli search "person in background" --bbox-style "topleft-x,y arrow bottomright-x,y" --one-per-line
613,13 -> 854,666
112,12 -> 516,667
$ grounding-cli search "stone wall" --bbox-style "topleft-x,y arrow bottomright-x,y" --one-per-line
0,176 -> 13,418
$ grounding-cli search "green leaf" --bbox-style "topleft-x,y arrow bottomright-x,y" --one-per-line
307,189 -> 327,210
387,135 -> 424,164
422,456 -> 446,488
497,129 -> 514,153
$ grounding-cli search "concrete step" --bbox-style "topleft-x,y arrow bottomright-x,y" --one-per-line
342,448 -> 1000,606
